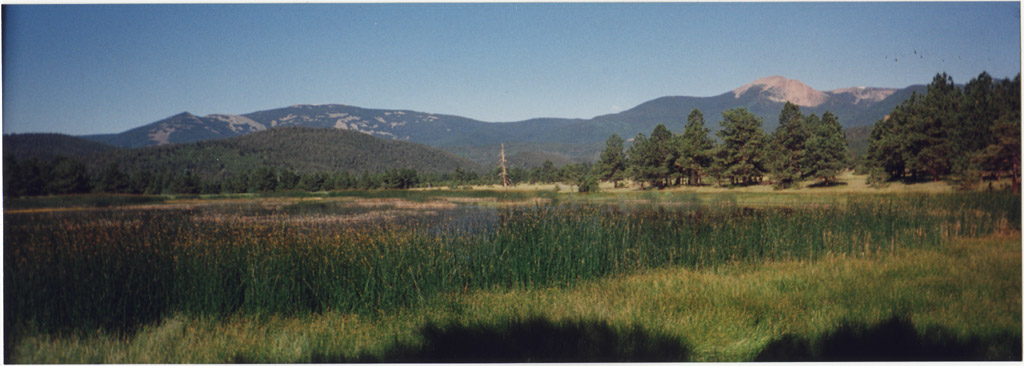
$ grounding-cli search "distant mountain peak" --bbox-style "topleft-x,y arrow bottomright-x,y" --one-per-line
826,86 -> 898,104
208,114 -> 267,133
732,76 -> 829,107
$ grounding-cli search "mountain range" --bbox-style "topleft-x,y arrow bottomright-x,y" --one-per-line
24,76 -> 926,167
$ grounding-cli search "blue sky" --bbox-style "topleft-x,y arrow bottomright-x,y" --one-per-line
3,2 -> 1020,135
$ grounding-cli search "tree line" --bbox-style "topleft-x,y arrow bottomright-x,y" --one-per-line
864,72 -> 1021,191
3,155 -> 606,197
596,103 -> 850,189
1,157 -> 421,196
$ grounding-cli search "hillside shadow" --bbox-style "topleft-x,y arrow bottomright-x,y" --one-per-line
755,315 -> 1022,361
315,316 -> 690,363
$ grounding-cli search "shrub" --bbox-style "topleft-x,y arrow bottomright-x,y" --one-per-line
578,175 -> 600,193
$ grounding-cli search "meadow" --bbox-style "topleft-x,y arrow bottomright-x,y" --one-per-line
4,186 -> 1021,362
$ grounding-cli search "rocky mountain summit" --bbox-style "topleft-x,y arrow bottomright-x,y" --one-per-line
733,75 -> 897,108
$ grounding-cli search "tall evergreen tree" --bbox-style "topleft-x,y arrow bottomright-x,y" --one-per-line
973,111 -> 1021,192
674,109 -> 715,186
866,95 -> 915,182
866,74 -> 959,182
714,108 -> 768,185
972,74 -> 1022,191
626,133 -> 650,189
648,124 -> 674,187
769,102 -> 809,188
804,111 -> 850,185
907,73 -> 960,181
627,124 -> 674,189
956,72 -> 998,157
596,134 -> 627,186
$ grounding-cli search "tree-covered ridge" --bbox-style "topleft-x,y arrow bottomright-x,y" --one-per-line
86,127 -> 484,178
2,133 -> 118,161
865,72 -> 1021,190
5,126 -> 611,196
4,127 -> 487,196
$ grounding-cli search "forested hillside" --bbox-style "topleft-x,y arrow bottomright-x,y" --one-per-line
4,127 -> 486,196
69,127 -> 477,176
3,133 -> 117,160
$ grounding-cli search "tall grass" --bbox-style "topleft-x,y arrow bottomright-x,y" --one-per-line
10,232 -> 1020,363
4,192 -> 1019,341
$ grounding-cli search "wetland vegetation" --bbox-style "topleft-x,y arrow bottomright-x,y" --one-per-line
4,187 -> 1021,362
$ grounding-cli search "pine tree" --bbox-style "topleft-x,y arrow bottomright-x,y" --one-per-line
804,111 -> 850,185
538,160 -> 558,184
866,95 -> 914,182
769,102 -> 809,188
865,72 -> 1020,186
627,125 -> 674,189
648,124 -> 674,187
597,134 -> 627,186
907,73 -> 960,181
675,109 -> 715,186
956,72 -> 998,158
627,133 -> 652,189
972,112 -> 1021,192
972,74 -> 1022,192
714,108 -> 768,185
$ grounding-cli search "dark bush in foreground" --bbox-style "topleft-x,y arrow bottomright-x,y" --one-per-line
326,317 -> 689,363
755,315 -> 1022,361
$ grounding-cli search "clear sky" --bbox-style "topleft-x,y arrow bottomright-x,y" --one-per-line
3,2 -> 1021,135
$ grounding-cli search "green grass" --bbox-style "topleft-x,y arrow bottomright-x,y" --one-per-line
10,233 -> 1019,362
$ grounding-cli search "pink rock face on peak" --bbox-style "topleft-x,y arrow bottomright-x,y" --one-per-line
732,76 -> 829,108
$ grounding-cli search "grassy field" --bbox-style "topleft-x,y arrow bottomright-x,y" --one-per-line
444,171 -> 972,194
4,177 -> 1022,362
